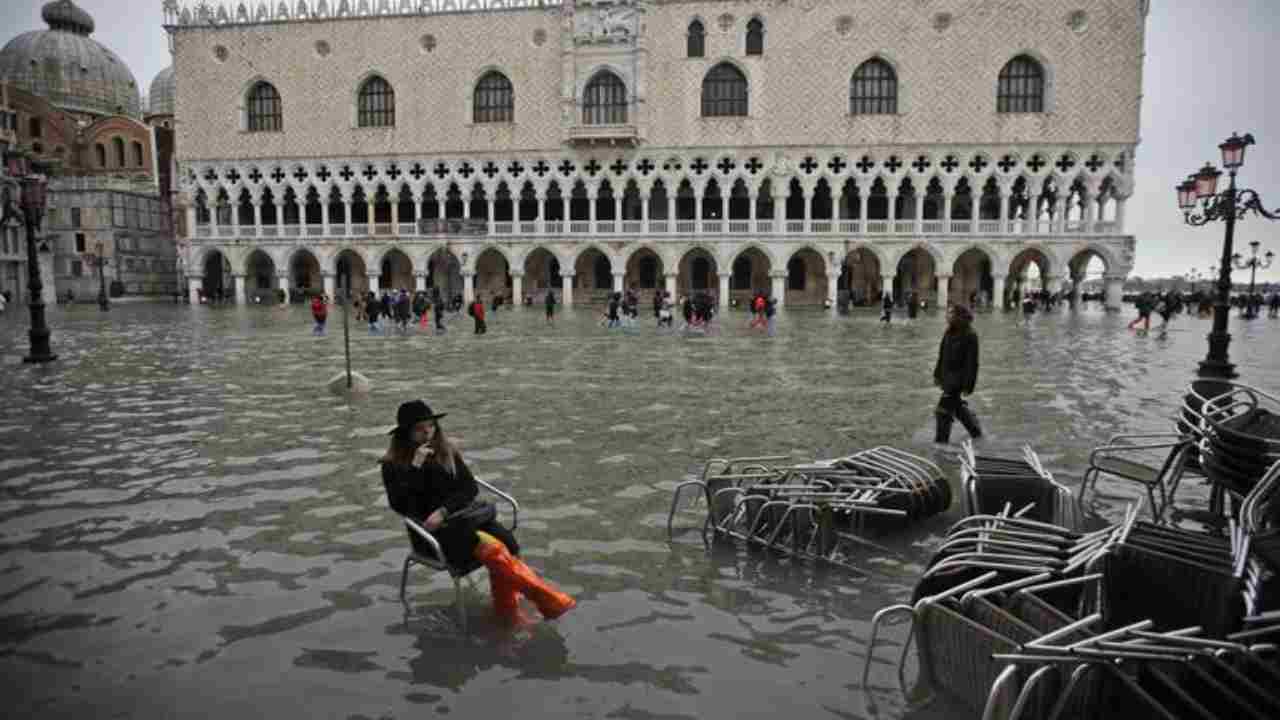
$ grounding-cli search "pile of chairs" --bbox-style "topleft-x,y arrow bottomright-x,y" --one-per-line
667,448 -> 951,573
863,458 -> 1280,719
1194,382 -> 1280,510
960,441 -> 1078,529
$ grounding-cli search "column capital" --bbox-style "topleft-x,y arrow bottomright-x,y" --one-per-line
510,270 -> 525,278
664,272 -> 679,279
769,270 -> 788,279
990,272 -> 1008,280
560,271 -> 576,279
936,273 -> 953,280
717,272 -> 733,279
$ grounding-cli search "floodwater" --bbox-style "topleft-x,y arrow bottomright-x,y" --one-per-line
1,300 -> 1277,719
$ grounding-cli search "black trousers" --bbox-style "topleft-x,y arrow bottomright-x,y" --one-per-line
474,318 -> 487,334
935,391 -> 982,442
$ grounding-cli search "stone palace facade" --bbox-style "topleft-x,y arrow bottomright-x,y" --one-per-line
166,0 -> 1146,307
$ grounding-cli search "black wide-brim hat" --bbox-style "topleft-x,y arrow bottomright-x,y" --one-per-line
388,399 -> 448,435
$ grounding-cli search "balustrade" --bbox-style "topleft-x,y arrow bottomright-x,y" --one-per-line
595,221 -> 615,234
569,221 -> 590,234
978,220 -> 1001,234
895,221 -> 915,234
951,221 -> 972,234
702,220 -> 722,234
397,223 -> 416,235
648,220 -> 668,233
493,222 -> 514,235
351,223 -> 369,235
786,220 -> 805,233
306,225 -> 325,236
622,221 -> 643,234
374,223 -> 393,235
675,220 -> 696,234
866,221 -> 889,234
810,221 -> 832,234
728,221 -> 750,234
838,220 -> 859,233
754,220 -> 772,233
261,226 -> 279,237
520,222 -> 538,234
284,225 -> 302,237
921,221 -> 944,234
544,221 -> 564,234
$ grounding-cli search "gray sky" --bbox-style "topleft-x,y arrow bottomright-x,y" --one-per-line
3,0 -> 1278,285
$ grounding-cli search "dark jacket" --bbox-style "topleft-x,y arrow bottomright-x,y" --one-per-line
381,455 -> 517,567
933,327 -> 980,395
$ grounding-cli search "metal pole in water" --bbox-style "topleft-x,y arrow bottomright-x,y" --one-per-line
343,288 -> 352,389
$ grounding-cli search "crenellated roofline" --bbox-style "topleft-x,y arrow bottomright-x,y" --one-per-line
162,0 -> 571,30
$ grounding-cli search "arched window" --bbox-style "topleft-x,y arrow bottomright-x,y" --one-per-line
132,141 -> 144,167
997,55 -> 1045,113
246,81 -> 282,132
687,20 -> 705,58
583,71 -> 627,125
473,71 -> 514,124
112,137 -> 125,167
850,59 -> 897,115
745,18 -> 764,56
357,76 -> 395,127
95,143 -> 106,167
701,63 -> 748,117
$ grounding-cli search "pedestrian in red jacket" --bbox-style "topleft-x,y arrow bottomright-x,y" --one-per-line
311,296 -> 328,336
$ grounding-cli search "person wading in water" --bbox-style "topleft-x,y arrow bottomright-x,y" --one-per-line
933,304 -> 983,444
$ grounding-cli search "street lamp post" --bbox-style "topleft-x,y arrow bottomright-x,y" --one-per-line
2,150 -> 57,364
1176,132 -> 1280,380
82,241 -> 110,311
1232,239 -> 1274,318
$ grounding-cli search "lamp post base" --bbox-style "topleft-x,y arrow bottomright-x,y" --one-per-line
23,326 -> 57,364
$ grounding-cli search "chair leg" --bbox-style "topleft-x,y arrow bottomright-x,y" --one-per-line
454,577 -> 467,634
400,556 -> 413,604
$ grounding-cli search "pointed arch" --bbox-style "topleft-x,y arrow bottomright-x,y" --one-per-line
356,73 -> 395,127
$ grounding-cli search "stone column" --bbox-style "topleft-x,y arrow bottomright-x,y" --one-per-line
534,190 -> 545,233
323,272 -> 336,299
826,262 -> 838,307
278,272 -> 291,304
188,276 -> 203,304
666,195 -> 675,228
321,201 -> 331,236
887,192 -> 898,225
640,193 -> 650,233
992,273 -> 1007,310
486,199 -> 495,235
415,272 -> 427,292
942,192 -> 953,232
588,190 -> 597,223
771,272 -> 786,308
344,201 -> 353,235
1114,197 -> 1127,233
462,271 -> 474,303
748,192 -> 757,222
1080,191 -> 1094,232
511,272 -> 523,303
1070,273 -> 1083,307
773,191 -> 787,234
252,201 -> 263,234
390,199 -> 400,229
998,188 -> 1011,233
234,274 -> 246,304
1029,194 -> 1042,231
694,195 -> 702,234
1053,197 -> 1067,233
209,199 -> 220,233
801,190 -> 812,233
914,193 -> 924,234
612,271 -> 624,293
1104,274 -> 1125,311
185,206 -> 198,239
937,274 -> 951,308
368,274 -> 381,295
858,188 -> 871,229
614,195 -> 623,225
881,273 -> 896,303
718,272 -> 731,308
665,272 -> 677,301
561,272 -> 575,306
561,196 -> 569,225
969,195 -> 979,227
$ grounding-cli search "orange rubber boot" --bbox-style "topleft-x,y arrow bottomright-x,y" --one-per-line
474,534 -> 576,621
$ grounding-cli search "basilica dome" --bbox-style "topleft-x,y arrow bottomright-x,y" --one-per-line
0,0 -> 143,118
148,66 -> 175,117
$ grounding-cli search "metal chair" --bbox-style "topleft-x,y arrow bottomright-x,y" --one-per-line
398,478 -> 519,632
1078,434 -> 1194,522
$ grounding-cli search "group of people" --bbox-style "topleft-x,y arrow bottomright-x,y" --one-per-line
351,289 -> 452,335
1127,290 -> 1186,332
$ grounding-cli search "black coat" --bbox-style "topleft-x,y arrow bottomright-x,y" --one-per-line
381,456 -> 517,567
933,328 -> 980,395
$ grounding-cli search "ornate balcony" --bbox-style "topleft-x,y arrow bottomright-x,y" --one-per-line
566,124 -> 641,146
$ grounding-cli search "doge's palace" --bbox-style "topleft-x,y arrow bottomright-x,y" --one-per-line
165,0 -> 1145,308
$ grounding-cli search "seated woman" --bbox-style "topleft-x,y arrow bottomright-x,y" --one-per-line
381,400 -> 575,625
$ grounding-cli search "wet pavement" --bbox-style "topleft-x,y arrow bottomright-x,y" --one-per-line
1,300 -> 1278,719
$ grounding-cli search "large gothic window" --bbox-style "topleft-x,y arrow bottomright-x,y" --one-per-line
473,71 -> 514,124
687,20 -> 705,58
745,18 -> 764,56
850,59 -> 897,115
583,71 -> 627,125
997,56 -> 1045,113
357,76 -> 395,127
247,81 -> 282,132
701,63 -> 748,117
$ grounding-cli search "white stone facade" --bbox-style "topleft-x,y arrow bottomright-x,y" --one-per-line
167,0 -> 1146,308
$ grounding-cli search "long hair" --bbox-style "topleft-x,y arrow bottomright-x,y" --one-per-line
381,419 -> 459,476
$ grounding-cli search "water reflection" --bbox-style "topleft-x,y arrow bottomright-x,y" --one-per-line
0,303 -> 1277,718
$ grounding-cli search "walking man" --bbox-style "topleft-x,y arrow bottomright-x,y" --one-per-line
545,289 -> 557,326
933,304 -> 982,444
469,294 -> 487,335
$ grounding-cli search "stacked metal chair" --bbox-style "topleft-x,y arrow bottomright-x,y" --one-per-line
863,458 -> 1280,719
960,441 -> 1078,529
667,448 -> 950,573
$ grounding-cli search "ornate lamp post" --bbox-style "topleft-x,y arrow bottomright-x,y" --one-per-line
1232,240 -> 1273,318
82,241 -> 111,311
1176,132 -> 1280,379
2,150 -> 57,363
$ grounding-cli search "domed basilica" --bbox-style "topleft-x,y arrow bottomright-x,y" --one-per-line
0,0 -> 179,304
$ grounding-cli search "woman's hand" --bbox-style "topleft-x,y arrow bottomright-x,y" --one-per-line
424,509 -> 446,531
411,444 -> 434,468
